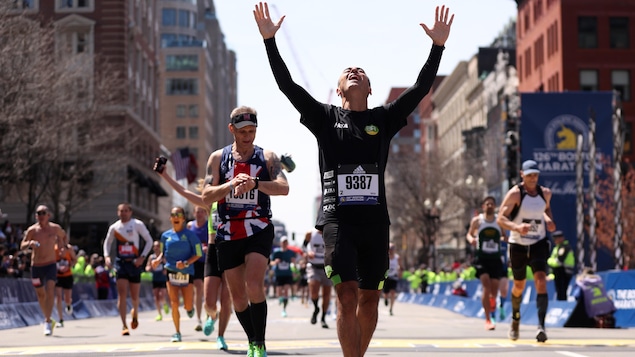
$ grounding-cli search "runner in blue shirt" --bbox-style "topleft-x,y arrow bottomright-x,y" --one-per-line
152,206 -> 203,342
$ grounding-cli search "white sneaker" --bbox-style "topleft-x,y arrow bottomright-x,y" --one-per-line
44,322 -> 52,336
66,305 -> 73,314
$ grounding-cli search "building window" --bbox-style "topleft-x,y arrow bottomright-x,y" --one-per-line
176,105 -> 186,117
176,126 -> 186,139
162,8 -> 177,26
165,55 -> 199,71
57,30 -> 93,57
610,17 -> 629,49
189,104 -> 199,117
160,33 -> 177,48
534,35 -> 544,69
178,9 -> 190,28
56,0 -> 92,12
10,0 -> 38,10
578,16 -> 597,48
166,79 -> 198,95
526,49 -> 532,77
189,126 -> 199,139
580,70 -> 598,91
612,70 -> 630,101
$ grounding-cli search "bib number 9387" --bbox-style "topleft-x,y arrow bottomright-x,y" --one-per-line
337,164 -> 379,206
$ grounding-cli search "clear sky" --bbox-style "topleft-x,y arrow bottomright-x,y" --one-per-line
213,0 -> 518,242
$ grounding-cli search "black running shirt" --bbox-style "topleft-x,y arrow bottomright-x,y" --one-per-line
264,37 -> 444,228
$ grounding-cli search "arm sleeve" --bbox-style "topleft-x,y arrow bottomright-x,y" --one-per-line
137,221 -> 154,258
264,38 -> 328,122
385,44 -> 445,122
103,226 -> 114,257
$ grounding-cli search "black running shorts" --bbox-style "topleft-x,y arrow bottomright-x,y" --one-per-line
322,222 -> 389,290
509,238 -> 550,280
204,243 -> 223,278
215,223 -> 274,271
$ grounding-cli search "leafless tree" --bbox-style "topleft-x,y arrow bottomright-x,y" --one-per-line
0,4 -> 130,228
387,151 -> 447,270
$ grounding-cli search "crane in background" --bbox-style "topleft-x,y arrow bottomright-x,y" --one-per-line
269,4 -> 334,104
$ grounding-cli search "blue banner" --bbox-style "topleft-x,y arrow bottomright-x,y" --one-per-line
602,270 -> 635,327
520,92 -> 614,271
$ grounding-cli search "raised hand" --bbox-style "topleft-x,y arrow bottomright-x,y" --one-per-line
253,2 -> 285,40
420,5 -> 454,47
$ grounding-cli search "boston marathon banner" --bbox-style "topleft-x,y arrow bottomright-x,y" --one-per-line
520,92 -> 614,271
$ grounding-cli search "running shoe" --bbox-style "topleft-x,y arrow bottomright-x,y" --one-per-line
66,304 -> 73,314
203,316 -> 215,336
310,309 -> 319,324
194,320 -> 202,331
247,342 -> 255,357
122,327 -> 130,336
253,344 -> 267,357
187,309 -> 194,318
281,310 -> 287,318
508,320 -> 519,341
536,326 -> 548,343
155,314 -> 163,321
43,321 -> 52,336
163,303 -> 170,314
384,298 -> 388,306
389,309 -> 393,316
485,320 -> 496,330
171,332 -> 182,342
321,320 -> 329,329
58,320 -> 64,328
131,309 -> 139,329
216,336 -> 228,350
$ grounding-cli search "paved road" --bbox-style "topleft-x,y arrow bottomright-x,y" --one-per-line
1,297 -> 633,356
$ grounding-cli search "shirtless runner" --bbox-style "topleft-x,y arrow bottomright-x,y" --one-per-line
20,204 -> 69,336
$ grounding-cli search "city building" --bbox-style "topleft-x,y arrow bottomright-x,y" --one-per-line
1,0 -> 237,254
158,0 -> 236,181
515,0 -> 634,159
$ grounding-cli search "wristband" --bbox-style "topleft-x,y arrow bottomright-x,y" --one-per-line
253,177 -> 259,190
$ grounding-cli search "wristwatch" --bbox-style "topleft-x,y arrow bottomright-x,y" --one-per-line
253,176 -> 259,190
183,261 -> 190,268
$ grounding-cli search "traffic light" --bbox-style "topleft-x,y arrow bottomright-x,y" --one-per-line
505,121 -> 519,186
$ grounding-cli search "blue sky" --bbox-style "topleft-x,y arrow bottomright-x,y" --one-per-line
213,0 -> 518,241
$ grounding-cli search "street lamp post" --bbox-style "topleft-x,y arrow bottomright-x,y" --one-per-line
424,198 -> 442,272
463,175 -> 486,260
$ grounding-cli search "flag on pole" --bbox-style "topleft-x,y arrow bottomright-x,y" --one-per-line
186,152 -> 198,185
171,147 -> 190,180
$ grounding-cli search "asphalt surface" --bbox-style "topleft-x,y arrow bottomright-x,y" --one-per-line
1,295 -> 634,356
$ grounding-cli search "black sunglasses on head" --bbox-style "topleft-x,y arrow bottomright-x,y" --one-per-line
36,210 -> 48,216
